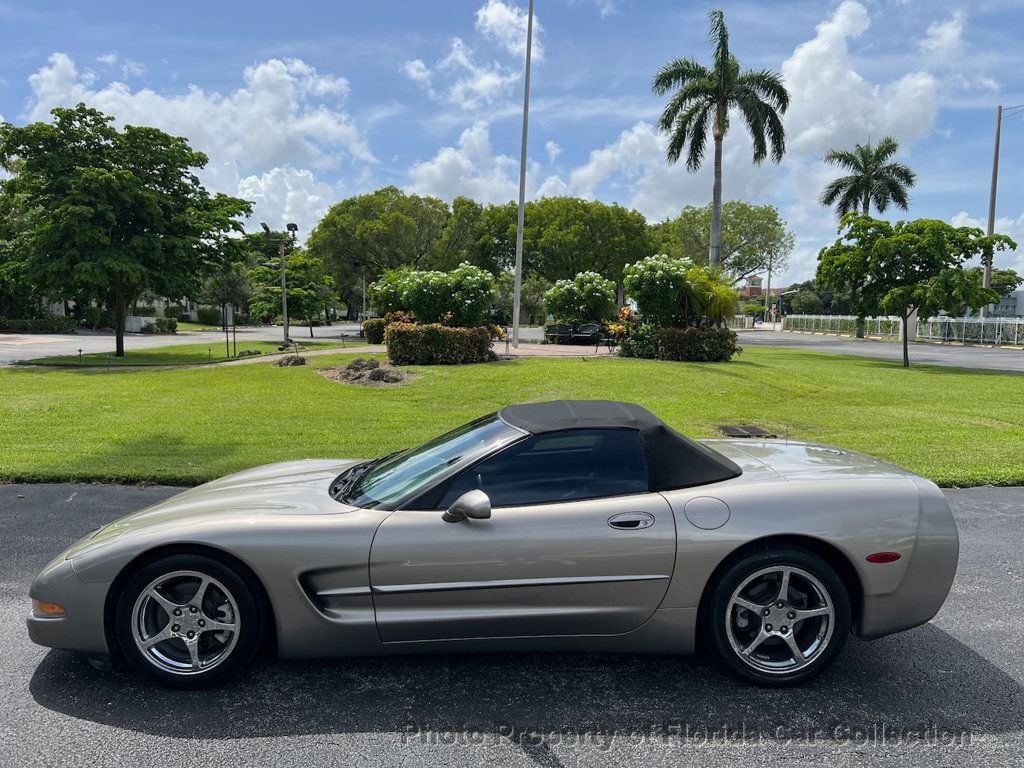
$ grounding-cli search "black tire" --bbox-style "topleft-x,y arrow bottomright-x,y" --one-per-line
703,546 -> 851,687
115,553 -> 267,688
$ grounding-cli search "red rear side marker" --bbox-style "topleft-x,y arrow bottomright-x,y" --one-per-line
866,551 -> 902,564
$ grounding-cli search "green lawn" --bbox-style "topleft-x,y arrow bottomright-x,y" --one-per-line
176,321 -> 226,332
1,348 -> 1022,487
21,340 -> 338,367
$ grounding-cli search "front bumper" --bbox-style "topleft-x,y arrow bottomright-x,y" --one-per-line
27,553 -> 110,654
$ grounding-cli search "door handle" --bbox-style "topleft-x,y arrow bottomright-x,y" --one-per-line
608,512 -> 655,530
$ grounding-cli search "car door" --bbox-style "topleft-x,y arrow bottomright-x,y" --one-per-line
368,429 -> 677,643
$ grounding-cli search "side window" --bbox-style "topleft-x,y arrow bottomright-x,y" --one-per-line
439,429 -> 648,508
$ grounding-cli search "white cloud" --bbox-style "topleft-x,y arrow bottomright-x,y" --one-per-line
401,58 -> 431,85
920,11 -> 966,57
24,53 -> 373,191
475,0 -> 543,61
237,166 -> 335,238
97,53 -> 118,66
21,53 -> 376,240
781,1 -> 938,158
407,120 -> 521,203
544,139 -> 561,162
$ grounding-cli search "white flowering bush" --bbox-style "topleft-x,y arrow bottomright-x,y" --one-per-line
543,271 -> 617,323
622,254 -> 693,327
367,263 -> 495,326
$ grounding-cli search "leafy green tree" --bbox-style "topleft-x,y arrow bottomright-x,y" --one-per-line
741,300 -> 765,317
819,136 -> 917,217
649,200 -> 793,280
817,216 -> 1015,366
494,271 -> 551,325
201,265 -> 252,324
0,104 -> 250,355
544,271 -> 617,325
790,289 -> 824,314
430,196 -> 485,271
968,266 -> 1022,299
652,9 -> 789,266
248,250 -> 335,337
306,186 -> 449,318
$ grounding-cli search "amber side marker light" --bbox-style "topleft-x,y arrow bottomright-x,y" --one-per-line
32,599 -> 66,617
866,552 -> 902,564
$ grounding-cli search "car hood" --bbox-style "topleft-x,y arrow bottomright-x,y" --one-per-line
71,459 -> 363,554
702,439 -> 914,481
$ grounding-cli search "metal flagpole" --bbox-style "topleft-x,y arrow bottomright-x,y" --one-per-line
511,0 -> 535,348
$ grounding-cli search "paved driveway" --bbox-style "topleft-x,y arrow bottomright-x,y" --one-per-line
740,329 -> 1024,374
1,483 -> 1021,767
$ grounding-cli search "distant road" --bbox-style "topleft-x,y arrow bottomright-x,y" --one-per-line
0,324 -> 363,366
739,329 -> 1024,374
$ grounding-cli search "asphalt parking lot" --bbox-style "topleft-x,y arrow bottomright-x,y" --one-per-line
1,483 -> 1022,767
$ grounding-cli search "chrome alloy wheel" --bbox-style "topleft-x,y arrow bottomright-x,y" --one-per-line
130,570 -> 240,675
724,565 -> 835,675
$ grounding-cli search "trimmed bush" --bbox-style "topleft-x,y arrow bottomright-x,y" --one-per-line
362,317 -> 386,344
385,322 -> 497,365
81,307 -> 113,329
164,303 -> 184,320
368,263 -> 496,326
140,317 -> 178,334
197,306 -> 222,325
656,327 -> 741,362
0,314 -> 77,333
618,323 -> 658,359
133,305 -> 157,317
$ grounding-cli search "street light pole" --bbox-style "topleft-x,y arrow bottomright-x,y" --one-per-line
982,105 -> 1003,318
262,221 -> 298,345
982,103 -> 1024,317
511,0 -> 535,349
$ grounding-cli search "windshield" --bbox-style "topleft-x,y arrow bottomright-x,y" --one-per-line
339,414 -> 524,508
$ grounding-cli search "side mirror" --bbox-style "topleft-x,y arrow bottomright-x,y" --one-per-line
442,490 -> 492,523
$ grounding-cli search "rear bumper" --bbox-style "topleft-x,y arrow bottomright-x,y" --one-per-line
857,479 -> 959,639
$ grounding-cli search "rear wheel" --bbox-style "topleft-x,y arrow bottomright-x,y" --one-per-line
115,553 -> 266,688
704,547 -> 850,686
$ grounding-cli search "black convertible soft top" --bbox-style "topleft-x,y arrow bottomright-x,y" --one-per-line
498,400 -> 742,490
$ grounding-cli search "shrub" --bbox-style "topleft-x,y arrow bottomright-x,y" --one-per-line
368,264 -> 496,326
618,323 -> 658,359
623,255 -> 692,327
362,317 -> 386,344
0,314 -> 77,333
133,305 -> 157,317
656,327 -> 741,362
385,322 -> 497,365
544,271 -> 617,324
140,317 -> 177,334
197,306 -> 223,326
164,303 -> 184,320
742,301 -> 765,317
81,307 -> 113,329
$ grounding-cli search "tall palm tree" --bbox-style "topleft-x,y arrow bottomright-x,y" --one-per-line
819,136 -> 917,217
652,9 -> 789,267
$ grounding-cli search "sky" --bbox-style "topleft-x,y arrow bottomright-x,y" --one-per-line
1,0 -> 1023,284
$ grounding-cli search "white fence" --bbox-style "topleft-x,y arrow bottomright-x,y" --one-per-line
782,314 -> 902,338
917,316 -> 1024,346
727,315 -> 754,330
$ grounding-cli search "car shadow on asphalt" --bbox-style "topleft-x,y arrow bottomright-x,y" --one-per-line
30,622 -> 1022,748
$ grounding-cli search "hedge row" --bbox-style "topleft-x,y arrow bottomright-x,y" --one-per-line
656,327 -> 741,362
140,317 -> 178,334
384,322 -> 496,365
0,315 -> 77,333
362,317 -> 386,344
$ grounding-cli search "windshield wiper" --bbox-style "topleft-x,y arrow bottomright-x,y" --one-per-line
334,450 -> 403,502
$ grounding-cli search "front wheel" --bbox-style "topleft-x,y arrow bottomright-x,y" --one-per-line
115,553 -> 266,688
703,547 -> 851,686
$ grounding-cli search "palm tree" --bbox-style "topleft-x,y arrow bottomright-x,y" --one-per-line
652,9 -> 789,267
819,136 -> 917,217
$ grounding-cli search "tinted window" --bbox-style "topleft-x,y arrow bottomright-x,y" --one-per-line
439,429 -> 648,508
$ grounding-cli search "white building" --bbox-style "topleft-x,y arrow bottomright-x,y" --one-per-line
994,289 -> 1023,318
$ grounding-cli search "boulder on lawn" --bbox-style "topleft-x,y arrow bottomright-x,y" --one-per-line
277,354 -> 306,367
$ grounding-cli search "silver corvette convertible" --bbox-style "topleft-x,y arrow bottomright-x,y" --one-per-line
29,400 -> 958,688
